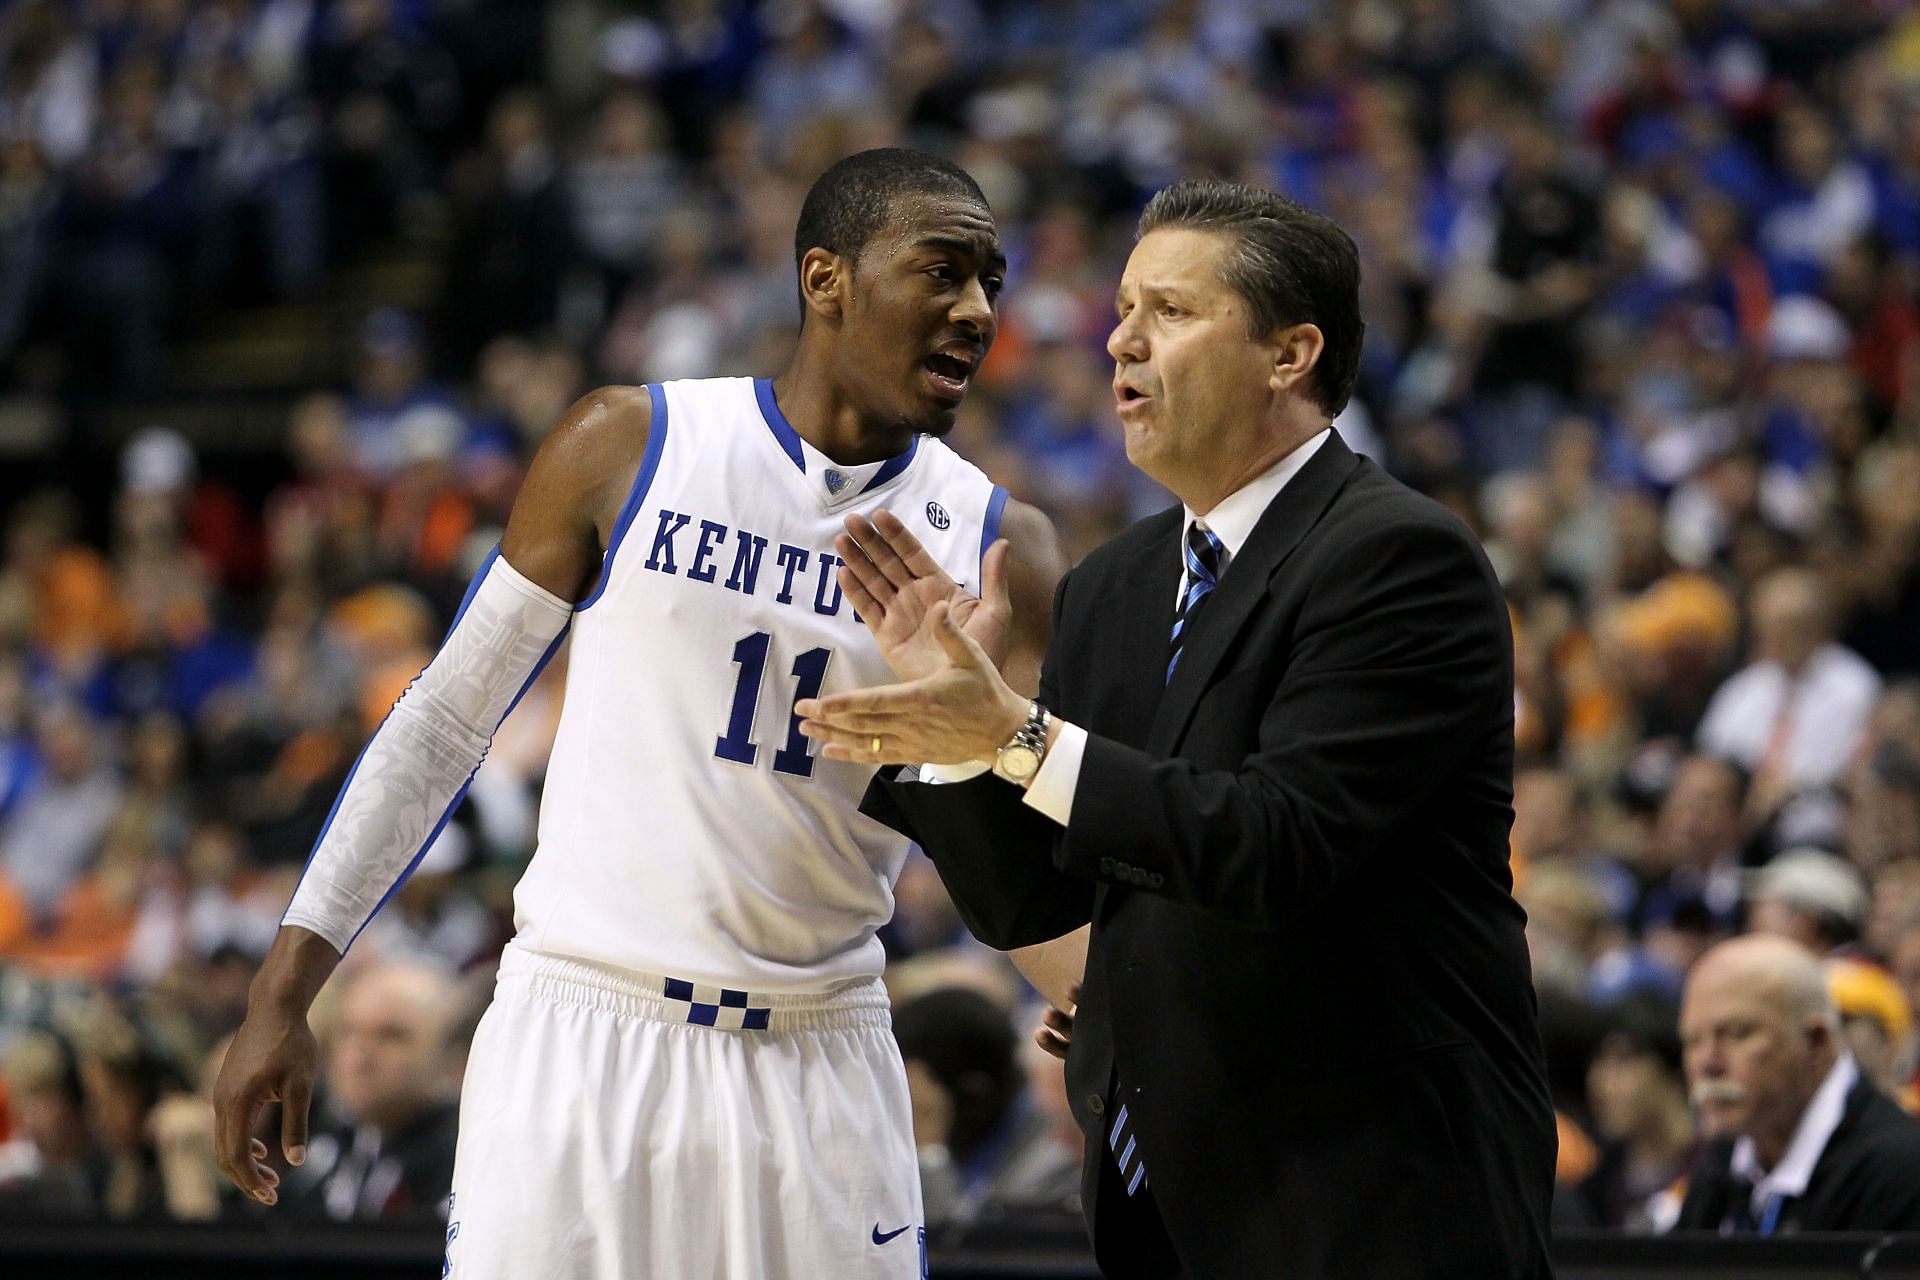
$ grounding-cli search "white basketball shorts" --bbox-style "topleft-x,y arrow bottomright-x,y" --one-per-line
443,944 -> 926,1279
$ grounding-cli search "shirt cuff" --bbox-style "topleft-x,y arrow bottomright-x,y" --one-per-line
1021,719 -> 1086,826
922,760 -> 992,785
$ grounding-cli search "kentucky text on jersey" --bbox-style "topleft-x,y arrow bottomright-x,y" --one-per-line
642,508 -> 853,618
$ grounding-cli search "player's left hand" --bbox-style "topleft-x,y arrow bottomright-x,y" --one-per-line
835,510 -> 1013,682
796,600 -> 1029,765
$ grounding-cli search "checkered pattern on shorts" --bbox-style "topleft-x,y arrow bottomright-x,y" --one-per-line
661,977 -> 773,1030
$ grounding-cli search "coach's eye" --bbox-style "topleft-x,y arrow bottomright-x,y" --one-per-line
928,265 -> 957,285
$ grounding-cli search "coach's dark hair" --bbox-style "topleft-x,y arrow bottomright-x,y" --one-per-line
793,148 -> 988,309
1138,179 -> 1364,418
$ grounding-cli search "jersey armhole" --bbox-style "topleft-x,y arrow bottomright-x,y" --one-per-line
578,382 -> 670,611
979,484 -> 1009,574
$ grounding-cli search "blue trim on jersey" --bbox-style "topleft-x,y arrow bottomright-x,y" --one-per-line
861,435 -> 919,493
980,485 -> 1009,568
754,377 -> 805,471
578,383 -> 670,611
756,376 -> 920,486
345,616 -> 570,951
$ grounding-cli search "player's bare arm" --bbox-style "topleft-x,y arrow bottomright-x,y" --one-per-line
211,386 -> 652,1205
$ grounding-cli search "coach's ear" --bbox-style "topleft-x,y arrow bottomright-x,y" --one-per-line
799,247 -> 846,323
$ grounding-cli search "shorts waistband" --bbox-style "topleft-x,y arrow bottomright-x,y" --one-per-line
494,944 -> 891,1033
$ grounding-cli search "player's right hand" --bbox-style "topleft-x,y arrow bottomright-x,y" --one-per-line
211,1004 -> 318,1205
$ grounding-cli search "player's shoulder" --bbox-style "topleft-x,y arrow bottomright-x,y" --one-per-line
521,383 -> 652,493
912,432 -> 998,492
550,383 -> 655,450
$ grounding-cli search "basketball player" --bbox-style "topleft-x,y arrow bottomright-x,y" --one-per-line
211,149 -> 1071,1278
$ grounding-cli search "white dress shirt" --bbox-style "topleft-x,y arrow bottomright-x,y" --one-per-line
1696,644 -> 1881,789
1020,429 -> 1332,825
1726,1054 -> 1858,1234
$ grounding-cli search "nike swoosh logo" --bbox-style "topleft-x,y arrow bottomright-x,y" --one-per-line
871,1224 -> 911,1245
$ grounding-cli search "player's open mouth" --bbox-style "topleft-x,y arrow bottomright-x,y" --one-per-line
923,352 -> 973,400
1115,384 -> 1151,412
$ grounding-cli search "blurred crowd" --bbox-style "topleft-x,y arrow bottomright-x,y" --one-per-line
2,0 -> 1920,1239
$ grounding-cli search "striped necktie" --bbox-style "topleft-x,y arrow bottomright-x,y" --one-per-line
1168,521 -> 1225,683
1107,1093 -> 1150,1196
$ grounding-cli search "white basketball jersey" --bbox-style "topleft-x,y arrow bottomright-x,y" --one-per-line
513,377 -> 1005,993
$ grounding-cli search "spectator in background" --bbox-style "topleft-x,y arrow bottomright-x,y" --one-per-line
1581,994 -> 1693,1233
344,308 -> 465,479
280,963 -> 461,1223
1747,848 -> 1869,957
1630,753 -> 1749,936
0,1029 -> 93,1216
894,986 -> 1079,1234
1677,935 -> 1920,1233
0,702 -> 122,922
1825,957 -> 1918,1112
1698,567 -> 1881,813
437,88 -> 572,373
68,1004 -> 196,1221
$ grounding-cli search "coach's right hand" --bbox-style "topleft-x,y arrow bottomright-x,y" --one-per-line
212,925 -> 339,1204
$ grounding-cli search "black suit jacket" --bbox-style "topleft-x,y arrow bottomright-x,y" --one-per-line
1676,1075 -> 1920,1234
866,433 -> 1557,1278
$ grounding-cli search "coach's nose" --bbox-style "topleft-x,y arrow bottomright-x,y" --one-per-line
1107,308 -> 1147,366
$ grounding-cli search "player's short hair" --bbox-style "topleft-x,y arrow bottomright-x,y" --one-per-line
1138,179 -> 1364,418
793,148 -> 988,285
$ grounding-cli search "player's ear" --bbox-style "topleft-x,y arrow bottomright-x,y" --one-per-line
799,247 -> 846,323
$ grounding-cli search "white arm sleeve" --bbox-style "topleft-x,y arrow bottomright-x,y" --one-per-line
281,551 -> 573,952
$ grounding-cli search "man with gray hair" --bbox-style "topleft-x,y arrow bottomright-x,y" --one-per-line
1676,935 -> 1920,1233
279,963 -> 465,1223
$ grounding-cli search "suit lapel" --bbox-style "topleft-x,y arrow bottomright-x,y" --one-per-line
1146,432 -> 1363,757
1096,508 -> 1183,743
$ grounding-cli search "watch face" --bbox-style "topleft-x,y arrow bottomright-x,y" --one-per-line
998,745 -> 1040,779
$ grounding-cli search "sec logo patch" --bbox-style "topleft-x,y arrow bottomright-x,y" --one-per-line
926,501 -> 951,530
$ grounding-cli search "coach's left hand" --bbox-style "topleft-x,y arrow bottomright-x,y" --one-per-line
796,599 -> 1029,765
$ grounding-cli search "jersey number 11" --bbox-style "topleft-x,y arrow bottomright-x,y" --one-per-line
713,630 -> 832,778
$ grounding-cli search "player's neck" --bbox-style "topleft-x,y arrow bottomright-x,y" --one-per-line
770,359 -> 916,467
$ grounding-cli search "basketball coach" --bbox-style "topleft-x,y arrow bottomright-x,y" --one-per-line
797,179 -> 1557,1279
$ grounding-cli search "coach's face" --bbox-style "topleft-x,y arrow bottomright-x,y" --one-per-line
1108,228 -> 1295,509
836,193 -> 1003,437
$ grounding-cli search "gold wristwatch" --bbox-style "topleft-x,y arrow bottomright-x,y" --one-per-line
991,701 -> 1051,785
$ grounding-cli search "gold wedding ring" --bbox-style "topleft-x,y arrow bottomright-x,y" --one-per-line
870,735 -> 882,755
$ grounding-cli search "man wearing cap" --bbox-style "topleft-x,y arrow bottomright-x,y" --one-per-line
1826,959 -> 1918,1111
1676,935 -> 1920,1233
1747,848 -> 1868,956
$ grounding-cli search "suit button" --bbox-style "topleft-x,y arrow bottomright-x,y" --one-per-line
1098,857 -> 1115,874
1147,873 -> 1165,889
1088,1095 -> 1106,1117
1114,861 -> 1131,876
